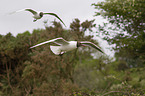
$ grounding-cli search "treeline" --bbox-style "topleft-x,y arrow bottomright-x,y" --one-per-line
0,19 -> 101,95
0,0 -> 145,95
0,20 -> 145,96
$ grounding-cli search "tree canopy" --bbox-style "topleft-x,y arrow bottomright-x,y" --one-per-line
0,19 -> 105,95
0,0 -> 145,95
93,0 -> 145,67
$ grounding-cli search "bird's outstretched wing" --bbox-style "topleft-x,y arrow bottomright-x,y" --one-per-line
25,9 -> 37,15
43,13 -> 66,27
9,9 -> 25,15
30,37 -> 69,49
9,8 -> 37,15
80,41 -> 104,53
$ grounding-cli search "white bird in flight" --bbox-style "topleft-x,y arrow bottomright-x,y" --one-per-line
10,8 -> 66,26
30,37 -> 104,55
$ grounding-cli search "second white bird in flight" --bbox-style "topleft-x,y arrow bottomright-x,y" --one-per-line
30,37 -> 104,55
10,8 -> 66,26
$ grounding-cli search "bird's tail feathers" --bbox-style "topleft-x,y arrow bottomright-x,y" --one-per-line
50,46 -> 61,55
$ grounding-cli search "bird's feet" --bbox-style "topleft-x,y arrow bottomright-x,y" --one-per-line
33,19 -> 37,22
59,54 -> 64,56
59,51 -> 65,56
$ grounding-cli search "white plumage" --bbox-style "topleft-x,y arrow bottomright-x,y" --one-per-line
30,37 -> 104,55
10,8 -> 66,26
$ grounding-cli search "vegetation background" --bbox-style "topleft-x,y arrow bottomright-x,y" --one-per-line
0,0 -> 145,95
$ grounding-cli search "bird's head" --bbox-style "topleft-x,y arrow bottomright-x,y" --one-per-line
39,12 -> 44,17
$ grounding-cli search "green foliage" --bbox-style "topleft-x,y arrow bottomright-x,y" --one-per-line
93,0 -> 145,67
0,19 -> 102,95
1,1 -> 145,94
74,56 -> 111,87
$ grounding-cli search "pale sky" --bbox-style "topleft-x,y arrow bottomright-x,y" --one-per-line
0,0 -> 114,57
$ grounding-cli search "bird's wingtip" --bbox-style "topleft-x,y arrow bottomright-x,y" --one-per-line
64,24 -> 67,27
29,46 -> 34,49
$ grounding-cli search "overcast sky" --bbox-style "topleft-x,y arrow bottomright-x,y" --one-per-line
0,0 -> 104,35
0,0 -> 114,57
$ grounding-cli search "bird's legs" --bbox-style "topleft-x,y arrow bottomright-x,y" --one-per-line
59,54 -> 63,56
59,51 -> 65,56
